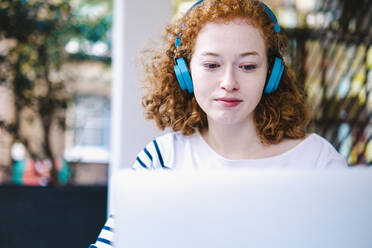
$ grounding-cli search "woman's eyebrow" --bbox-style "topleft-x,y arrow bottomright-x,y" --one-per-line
239,51 -> 259,57
200,52 -> 220,57
199,51 -> 260,57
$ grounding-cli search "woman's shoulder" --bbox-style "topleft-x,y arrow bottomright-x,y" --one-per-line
153,131 -> 199,146
302,133 -> 339,152
289,133 -> 349,168
134,131 -> 199,170
280,133 -> 336,152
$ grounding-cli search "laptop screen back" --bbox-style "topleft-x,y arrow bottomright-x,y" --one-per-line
112,169 -> 372,248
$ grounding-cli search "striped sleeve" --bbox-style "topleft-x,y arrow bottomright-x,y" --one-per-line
132,138 -> 170,170
89,214 -> 115,248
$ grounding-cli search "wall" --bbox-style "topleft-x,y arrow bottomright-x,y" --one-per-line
110,0 -> 172,173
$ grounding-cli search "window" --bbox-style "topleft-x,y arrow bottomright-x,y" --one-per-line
65,95 -> 110,163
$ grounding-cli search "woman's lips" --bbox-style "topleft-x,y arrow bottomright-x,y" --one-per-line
215,98 -> 243,108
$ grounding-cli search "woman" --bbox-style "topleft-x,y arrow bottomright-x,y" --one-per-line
90,0 -> 347,247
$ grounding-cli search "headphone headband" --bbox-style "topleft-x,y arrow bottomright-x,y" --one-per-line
187,0 -> 204,14
260,2 -> 280,33
183,1 -> 280,33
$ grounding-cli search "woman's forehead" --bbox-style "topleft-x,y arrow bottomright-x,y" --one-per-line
193,18 -> 266,56
198,17 -> 260,33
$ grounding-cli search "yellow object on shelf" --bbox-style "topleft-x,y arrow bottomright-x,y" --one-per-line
349,66 -> 366,97
366,45 -> 372,70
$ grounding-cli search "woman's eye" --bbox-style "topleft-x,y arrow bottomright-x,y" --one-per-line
204,63 -> 220,69
240,64 -> 256,71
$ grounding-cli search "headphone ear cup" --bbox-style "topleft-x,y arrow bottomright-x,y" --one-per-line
175,58 -> 194,93
174,64 -> 187,91
274,64 -> 285,91
264,57 -> 284,94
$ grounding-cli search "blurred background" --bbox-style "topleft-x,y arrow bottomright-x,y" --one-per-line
0,0 -> 370,247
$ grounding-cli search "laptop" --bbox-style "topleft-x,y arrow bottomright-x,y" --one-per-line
111,168 -> 372,248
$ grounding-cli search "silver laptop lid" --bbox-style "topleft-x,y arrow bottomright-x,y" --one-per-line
112,169 -> 372,248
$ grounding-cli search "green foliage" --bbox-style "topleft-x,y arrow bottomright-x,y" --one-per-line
0,0 -> 71,41
65,0 -> 112,62
0,0 -> 73,164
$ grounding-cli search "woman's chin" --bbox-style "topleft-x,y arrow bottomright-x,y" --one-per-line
207,115 -> 249,126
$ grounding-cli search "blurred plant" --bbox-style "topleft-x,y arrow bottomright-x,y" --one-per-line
66,0 -> 112,61
0,0 -> 112,185
0,0 -> 74,185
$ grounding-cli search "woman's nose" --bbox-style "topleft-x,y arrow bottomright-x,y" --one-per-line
220,66 -> 239,91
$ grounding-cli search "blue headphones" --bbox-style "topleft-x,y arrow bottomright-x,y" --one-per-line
173,0 -> 285,94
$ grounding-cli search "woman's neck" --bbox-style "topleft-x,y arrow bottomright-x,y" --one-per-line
201,118 -> 266,160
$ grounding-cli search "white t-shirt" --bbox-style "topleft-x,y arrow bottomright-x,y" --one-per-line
133,132 -> 348,170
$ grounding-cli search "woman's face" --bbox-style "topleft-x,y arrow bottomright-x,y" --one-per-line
190,18 -> 268,126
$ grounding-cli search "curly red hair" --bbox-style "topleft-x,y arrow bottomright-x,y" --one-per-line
141,0 -> 310,144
